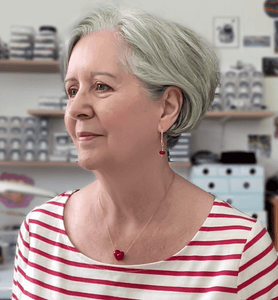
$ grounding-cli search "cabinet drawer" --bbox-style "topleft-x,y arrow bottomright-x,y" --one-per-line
192,178 -> 229,193
240,165 -> 263,176
219,194 -> 264,212
218,166 -> 240,176
191,165 -> 218,176
230,177 -> 263,193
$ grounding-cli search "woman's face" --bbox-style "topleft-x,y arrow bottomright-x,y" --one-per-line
64,30 -> 161,170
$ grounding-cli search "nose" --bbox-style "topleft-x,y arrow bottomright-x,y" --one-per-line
66,91 -> 94,120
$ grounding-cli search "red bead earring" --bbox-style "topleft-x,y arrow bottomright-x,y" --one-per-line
159,131 -> 165,156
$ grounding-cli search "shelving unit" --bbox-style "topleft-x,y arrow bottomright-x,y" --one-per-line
1,60 -> 276,168
28,109 -> 276,119
0,160 -> 191,168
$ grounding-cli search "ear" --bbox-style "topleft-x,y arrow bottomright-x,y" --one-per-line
158,86 -> 183,132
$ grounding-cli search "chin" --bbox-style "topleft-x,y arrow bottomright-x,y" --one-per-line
78,160 -> 101,172
77,152 -> 113,171
77,154 -> 99,171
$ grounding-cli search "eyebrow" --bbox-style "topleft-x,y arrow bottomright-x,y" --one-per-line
91,72 -> 115,78
64,72 -> 116,84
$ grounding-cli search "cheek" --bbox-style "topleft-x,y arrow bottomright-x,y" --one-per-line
64,113 -> 76,138
103,113 -> 130,136
103,100 -> 156,150
103,101 -> 141,132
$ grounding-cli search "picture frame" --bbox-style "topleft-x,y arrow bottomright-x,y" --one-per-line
213,17 -> 239,48
243,36 -> 270,48
263,57 -> 278,76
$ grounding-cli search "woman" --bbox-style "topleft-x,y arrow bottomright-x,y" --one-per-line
12,5 -> 277,299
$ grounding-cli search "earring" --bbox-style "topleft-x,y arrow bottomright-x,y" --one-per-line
159,131 -> 165,156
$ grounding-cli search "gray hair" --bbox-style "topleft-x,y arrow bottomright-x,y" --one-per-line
63,6 -> 219,149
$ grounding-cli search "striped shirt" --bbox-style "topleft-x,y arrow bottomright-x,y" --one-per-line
12,190 -> 278,299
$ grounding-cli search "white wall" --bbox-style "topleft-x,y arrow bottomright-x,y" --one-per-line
0,0 -> 275,69
0,0 -> 278,228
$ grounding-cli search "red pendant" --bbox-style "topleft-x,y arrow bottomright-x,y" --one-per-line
114,250 -> 125,261
159,151 -> 165,155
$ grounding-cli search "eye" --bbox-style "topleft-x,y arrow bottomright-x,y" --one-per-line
96,83 -> 110,91
67,88 -> 78,98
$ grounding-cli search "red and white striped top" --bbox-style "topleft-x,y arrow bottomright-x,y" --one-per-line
12,190 -> 278,300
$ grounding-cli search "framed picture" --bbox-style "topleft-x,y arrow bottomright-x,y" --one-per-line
263,57 -> 278,76
213,17 -> 239,48
243,36 -> 270,48
248,135 -> 271,158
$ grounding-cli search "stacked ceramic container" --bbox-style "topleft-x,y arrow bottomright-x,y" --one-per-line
33,26 -> 58,61
168,133 -> 191,163
9,26 -> 35,60
210,69 -> 265,112
49,132 -> 77,163
38,95 -> 68,110
222,70 -> 265,111
0,116 -> 49,162
0,38 -> 9,59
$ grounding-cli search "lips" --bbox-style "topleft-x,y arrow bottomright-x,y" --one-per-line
77,132 -> 102,142
77,132 -> 102,138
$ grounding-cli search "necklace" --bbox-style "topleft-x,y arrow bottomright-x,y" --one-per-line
98,172 -> 175,261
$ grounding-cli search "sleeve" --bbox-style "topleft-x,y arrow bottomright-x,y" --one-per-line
237,220 -> 278,300
11,216 -> 31,300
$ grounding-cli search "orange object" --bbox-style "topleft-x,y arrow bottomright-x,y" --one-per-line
270,195 -> 278,251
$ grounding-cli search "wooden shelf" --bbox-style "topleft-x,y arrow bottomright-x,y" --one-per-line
0,60 -> 60,73
0,161 -> 190,167
205,111 -> 275,119
169,162 -> 191,167
0,161 -> 79,167
27,109 -> 65,117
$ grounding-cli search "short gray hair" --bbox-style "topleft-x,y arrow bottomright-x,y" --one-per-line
63,5 -> 219,149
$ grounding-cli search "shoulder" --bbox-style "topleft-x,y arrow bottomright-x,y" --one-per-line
198,197 -> 262,249
211,197 -> 277,260
211,197 -> 256,224
31,190 -> 76,212
16,191 -> 75,255
24,190 -> 77,230
211,197 -> 258,226
231,198 -> 278,298
198,198 -> 278,298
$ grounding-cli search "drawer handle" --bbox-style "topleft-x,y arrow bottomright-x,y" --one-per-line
226,168 -> 232,175
208,182 -> 215,189
227,199 -> 233,205
243,182 -> 250,189
252,213 -> 258,219
203,168 -> 209,175
250,168 -> 256,175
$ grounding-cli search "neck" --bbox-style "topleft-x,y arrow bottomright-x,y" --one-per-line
92,153 -> 175,225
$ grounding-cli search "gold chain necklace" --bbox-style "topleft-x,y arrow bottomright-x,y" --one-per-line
98,173 -> 175,261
